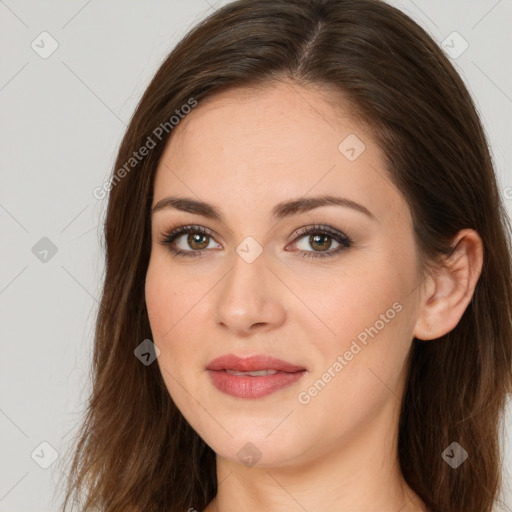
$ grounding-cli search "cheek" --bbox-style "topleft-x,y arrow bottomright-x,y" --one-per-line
145,260 -> 176,341
293,288 -> 411,456
145,258 -> 205,419
291,260 -> 403,349
297,261 -> 413,396
144,254 -> 212,377
145,254 -> 203,341
145,257 -> 194,394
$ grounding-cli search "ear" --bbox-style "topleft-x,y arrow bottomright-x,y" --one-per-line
413,229 -> 484,341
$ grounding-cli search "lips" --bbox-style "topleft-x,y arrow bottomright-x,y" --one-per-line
206,354 -> 307,398
206,354 -> 306,373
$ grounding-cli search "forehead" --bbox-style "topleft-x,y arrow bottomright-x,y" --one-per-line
152,83 -> 407,225
163,83 -> 362,170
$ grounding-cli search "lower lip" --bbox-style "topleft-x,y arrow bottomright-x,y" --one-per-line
207,370 -> 306,398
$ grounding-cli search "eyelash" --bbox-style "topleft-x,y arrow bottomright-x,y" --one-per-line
158,224 -> 353,260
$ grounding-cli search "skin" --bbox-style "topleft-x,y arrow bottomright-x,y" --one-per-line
145,82 -> 483,512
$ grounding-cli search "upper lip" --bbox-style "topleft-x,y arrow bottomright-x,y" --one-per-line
206,354 -> 306,373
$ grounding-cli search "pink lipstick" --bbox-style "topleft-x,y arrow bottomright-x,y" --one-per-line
206,354 -> 307,398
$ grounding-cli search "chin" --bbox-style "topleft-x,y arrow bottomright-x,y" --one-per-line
201,425 -> 307,469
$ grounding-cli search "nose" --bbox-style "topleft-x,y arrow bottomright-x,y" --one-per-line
214,247 -> 287,337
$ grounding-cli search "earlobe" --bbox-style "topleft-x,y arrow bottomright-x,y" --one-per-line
413,229 -> 484,341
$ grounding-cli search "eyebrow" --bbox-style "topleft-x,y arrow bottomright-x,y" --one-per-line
151,194 -> 376,222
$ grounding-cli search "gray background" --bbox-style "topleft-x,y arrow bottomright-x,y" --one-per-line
0,0 -> 511,510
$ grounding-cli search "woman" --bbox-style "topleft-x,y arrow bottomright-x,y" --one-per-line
59,1 -> 512,511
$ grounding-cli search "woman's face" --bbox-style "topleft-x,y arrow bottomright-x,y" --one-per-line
145,82 -> 426,468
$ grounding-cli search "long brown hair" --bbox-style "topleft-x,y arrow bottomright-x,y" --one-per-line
58,1 -> 512,511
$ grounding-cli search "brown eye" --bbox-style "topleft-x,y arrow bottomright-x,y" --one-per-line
308,234 -> 333,252
159,225 -> 221,257
289,225 -> 353,259
187,233 -> 210,250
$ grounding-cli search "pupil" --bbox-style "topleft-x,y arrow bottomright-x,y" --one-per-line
189,233 -> 208,249
311,234 -> 330,251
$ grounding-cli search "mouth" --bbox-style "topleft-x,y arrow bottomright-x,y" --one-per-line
206,353 -> 306,373
224,369 -> 286,376
206,354 -> 307,398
